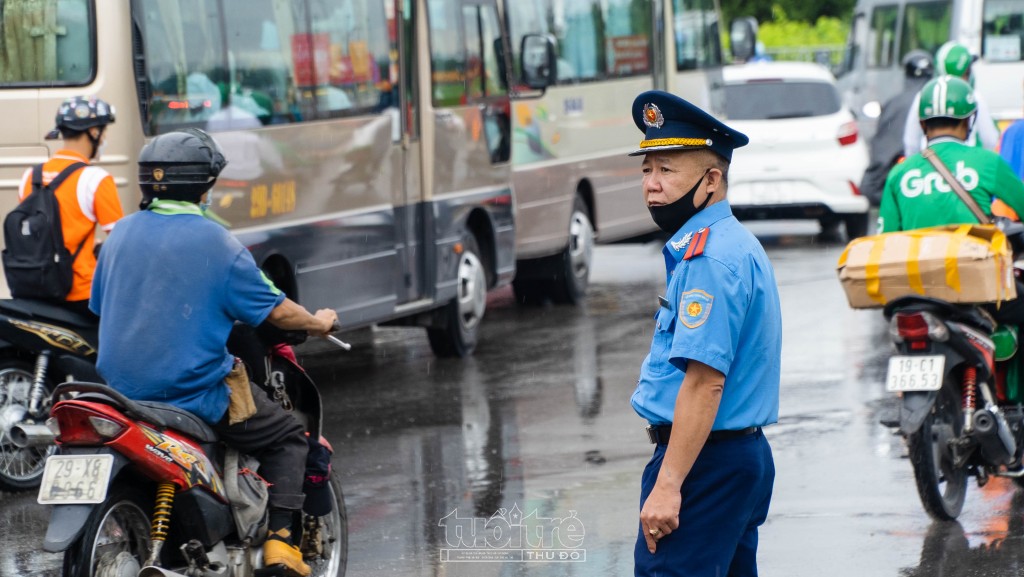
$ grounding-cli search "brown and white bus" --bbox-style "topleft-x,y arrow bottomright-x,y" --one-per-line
503,0 -> 725,304
0,0 -> 523,357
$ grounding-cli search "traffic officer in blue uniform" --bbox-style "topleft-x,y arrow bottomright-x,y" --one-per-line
629,90 -> 782,577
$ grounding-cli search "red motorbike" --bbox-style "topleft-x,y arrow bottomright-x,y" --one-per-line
37,324 -> 348,577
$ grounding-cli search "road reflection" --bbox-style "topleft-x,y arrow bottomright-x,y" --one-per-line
904,483 -> 1024,577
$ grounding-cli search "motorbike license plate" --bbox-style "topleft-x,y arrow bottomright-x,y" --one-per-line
37,454 -> 114,505
886,355 -> 945,392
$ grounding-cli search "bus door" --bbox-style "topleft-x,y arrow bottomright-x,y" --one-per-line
394,0 -> 425,305
421,0 -> 514,296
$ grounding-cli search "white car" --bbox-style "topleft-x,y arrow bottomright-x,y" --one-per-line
723,61 -> 870,239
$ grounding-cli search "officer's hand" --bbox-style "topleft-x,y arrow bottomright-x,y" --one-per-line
639,482 -> 681,553
308,309 -> 338,337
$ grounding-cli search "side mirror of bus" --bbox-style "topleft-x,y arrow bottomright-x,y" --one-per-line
730,17 -> 758,63
521,34 -> 556,91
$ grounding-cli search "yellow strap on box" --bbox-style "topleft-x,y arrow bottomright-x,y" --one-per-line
942,224 -> 971,294
990,228 -> 1011,304
864,236 -> 888,304
906,234 -> 924,295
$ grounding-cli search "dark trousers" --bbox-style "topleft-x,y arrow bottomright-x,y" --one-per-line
213,382 -> 308,510
634,430 -> 774,577
987,279 -> 1024,327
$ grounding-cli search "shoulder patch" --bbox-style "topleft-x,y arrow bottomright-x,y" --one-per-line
683,227 -> 709,260
679,289 -> 713,328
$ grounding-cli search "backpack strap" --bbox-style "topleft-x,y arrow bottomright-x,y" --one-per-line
38,161 -> 89,197
31,161 -> 90,262
921,148 -> 992,224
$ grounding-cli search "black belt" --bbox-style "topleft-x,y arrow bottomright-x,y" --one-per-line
646,425 -> 760,445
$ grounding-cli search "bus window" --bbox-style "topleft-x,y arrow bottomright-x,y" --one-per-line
0,0 -> 93,86
605,0 -> 652,76
309,0 -> 396,117
427,0 -> 466,106
984,0 -> 1024,62
839,12 -> 865,77
133,0 -> 225,134
899,1 -> 951,62
505,0 -> 551,82
400,0 -> 418,138
672,0 -> 722,71
219,0 -> 304,129
554,0 -> 604,81
463,6 -> 486,100
867,4 -> 898,69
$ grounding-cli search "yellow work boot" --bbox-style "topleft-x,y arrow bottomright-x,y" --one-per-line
264,529 -> 311,577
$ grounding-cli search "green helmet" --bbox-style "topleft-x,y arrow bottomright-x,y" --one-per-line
918,75 -> 977,121
935,41 -> 974,80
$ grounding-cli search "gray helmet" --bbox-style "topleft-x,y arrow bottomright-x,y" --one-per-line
138,128 -> 227,205
45,96 -> 116,140
902,49 -> 933,79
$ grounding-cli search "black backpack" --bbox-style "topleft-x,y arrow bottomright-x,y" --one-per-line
2,162 -> 88,299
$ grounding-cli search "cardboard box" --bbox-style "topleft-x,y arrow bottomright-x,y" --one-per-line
837,224 -> 1016,309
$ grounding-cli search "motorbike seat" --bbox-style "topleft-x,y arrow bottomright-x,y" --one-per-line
58,383 -> 218,444
0,298 -> 98,329
884,295 -> 996,333
135,401 -> 218,443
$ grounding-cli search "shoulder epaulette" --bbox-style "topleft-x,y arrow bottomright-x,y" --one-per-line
683,227 -> 709,260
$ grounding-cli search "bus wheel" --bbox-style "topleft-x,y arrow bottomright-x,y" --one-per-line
550,196 -> 594,305
428,235 -> 487,357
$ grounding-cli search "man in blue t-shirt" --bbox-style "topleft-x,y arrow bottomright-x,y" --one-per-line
91,129 -> 336,577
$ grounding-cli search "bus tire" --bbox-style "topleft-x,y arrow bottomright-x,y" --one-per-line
427,234 -> 487,357
550,196 -> 594,305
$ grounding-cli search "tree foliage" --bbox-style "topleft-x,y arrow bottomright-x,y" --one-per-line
757,8 -> 849,48
719,0 -> 857,27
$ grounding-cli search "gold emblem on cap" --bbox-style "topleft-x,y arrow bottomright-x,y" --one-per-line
153,168 -> 165,181
643,103 -> 664,129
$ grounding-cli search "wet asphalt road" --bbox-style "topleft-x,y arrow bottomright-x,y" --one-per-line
5,221 -> 1024,577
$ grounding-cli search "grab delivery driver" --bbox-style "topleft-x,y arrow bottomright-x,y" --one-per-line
878,75 -> 1024,232
878,75 -> 1024,323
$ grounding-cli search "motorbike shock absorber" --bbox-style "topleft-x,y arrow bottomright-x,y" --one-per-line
27,350 -> 50,416
962,367 -> 978,433
144,482 -> 176,567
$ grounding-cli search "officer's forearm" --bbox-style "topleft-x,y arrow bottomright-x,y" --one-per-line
656,361 -> 724,490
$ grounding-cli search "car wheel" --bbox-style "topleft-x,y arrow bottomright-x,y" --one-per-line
843,213 -> 869,240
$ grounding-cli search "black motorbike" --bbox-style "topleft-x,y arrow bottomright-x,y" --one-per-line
880,221 -> 1024,520
0,298 -> 99,490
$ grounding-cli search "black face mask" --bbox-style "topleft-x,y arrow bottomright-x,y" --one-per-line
648,169 -> 711,234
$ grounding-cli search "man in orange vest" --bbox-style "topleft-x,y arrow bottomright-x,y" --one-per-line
17,96 -> 124,315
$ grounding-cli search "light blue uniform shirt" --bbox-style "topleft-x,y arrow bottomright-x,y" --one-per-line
631,201 -> 782,429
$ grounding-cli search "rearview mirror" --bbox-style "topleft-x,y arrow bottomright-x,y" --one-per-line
521,34 -> 556,90
730,17 -> 758,63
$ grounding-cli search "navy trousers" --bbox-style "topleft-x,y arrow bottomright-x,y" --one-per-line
634,430 -> 774,577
